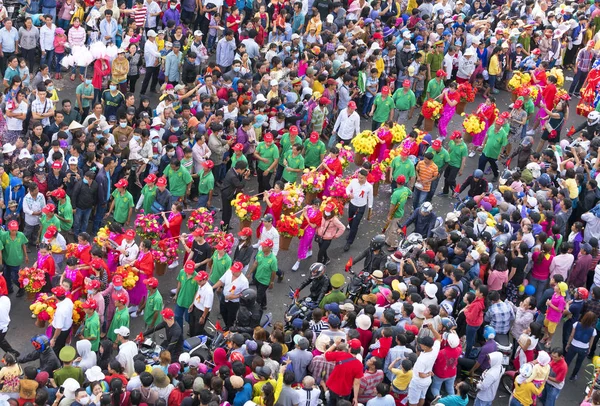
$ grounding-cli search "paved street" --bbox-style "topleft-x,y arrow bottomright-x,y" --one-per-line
6,74 -> 591,404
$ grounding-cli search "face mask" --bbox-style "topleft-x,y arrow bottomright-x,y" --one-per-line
95,134 -> 103,140
133,135 -> 141,141
103,129 -> 110,134
170,142 -> 178,147
152,138 -> 159,144
114,285 -> 122,291
87,290 -> 94,295
170,4 -> 176,8
240,236 -> 247,240
47,86 -> 54,91
110,85 -> 117,91
172,127 -> 180,132
325,211 -> 331,216
39,161 -> 45,167
167,90 -> 174,95
119,122 -> 128,128
85,79 -> 92,85
79,397 -> 90,405
167,151 -> 175,157
83,178 -> 89,184
233,66 -> 240,72
285,46 -> 291,52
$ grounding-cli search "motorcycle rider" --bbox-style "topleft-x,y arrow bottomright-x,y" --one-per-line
319,273 -> 347,308
572,110 -> 600,140
294,263 -> 330,305
142,308 -> 184,360
400,202 -> 437,238
230,288 -> 263,334
18,335 -> 62,377
353,234 -> 388,274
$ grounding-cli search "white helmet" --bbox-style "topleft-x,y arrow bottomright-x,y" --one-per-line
588,111 -> 600,126
519,363 -> 534,379
420,202 -> 433,213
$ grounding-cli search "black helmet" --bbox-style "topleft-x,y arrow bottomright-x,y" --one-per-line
239,288 -> 257,306
309,262 -> 326,279
370,234 -> 386,250
385,261 -> 398,275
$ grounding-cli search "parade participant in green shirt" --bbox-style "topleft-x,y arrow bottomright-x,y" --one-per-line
1,220 -> 28,295
163,159 -> 193,201
230,143 -> 248,169
208,240 -> 232,284
370,86 -> 395,131
136,174 -> 158,215
253,132 -> 280,194
385,175 -> 413,246
39,204 -> 61,242
425,139 -> 450,199
107,292 -> 130,342
390,149 -> 416,189
319,273 -> 347,308
247,239 -> 278,309
138,277 -> 163,328
283,144 -> 305,183
276,126 -> 302,182
442,131 -> 468,195
303,132 -> 326,169
393,80 -> 417,123
81,298 -> 101,352
51,189 -> 73,231
107,178 -> 134,225
197,160 -> 215,209
174,260 -> 199,328
480,118 -> 509,181
426,72 -> 446,100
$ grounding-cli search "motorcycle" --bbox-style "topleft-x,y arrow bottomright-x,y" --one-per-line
134,334 -> 164,365
396,232 -> 424,258
346,270 -> 374,304
284,287 -> 318,329
496,333 -> 514,368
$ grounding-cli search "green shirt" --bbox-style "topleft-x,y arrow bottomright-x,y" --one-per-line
448,141 -> 468,168
164,165 -> 193,197
140,184 -> 157,215
302,139 -> 326,169
390,186 -> 412,218
254,251 -> 278,285
176,269 -> 198,308
282,151 -> 305,183
0,231 -> 27,266
209,251 -> 232,284
198,171 -> 215,195
83,311 -> 101,351
111,190 -> 134,224
256,142 -> 280,172
426,52 -> 444,74
372,94 -> 395,123
319,289 -> 346,308
425,147 -> 450,170
107,306 -> 130,342
392,88 -> 417,111
143,290 -> 164,327
390,156 -> 416,180
521,96 -> 535,116
57,197 -> 73,231
54,366 -> 84,387
40,214 -> 61,242
483,126 -> 508,160
75,83 -> 94,108
280,133 -> 302,158
230,153 -> 248,168
426,78 -> 445,99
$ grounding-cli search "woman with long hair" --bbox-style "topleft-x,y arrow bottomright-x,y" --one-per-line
321,147 -> 343,197
530,243 -> 555,304
566,311 -> 598,380
292,199 -> 322,271
536,96 -> 569,154
234,227 -> 254,274
315,203 -> 345,265
437,82 -> 460,139
257,181 -> 284,238
469,96 -> 497,157
514,321 -> 543,370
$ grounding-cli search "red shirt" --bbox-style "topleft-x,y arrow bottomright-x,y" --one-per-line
543,83 -> 557,110
134,251 -> 155,278
464,296 -> 485,327
0,275 -> 7,295
164,212 -> 182,238
433,342 -> 462,378
38,254 -> 56,277
548,358 -> 568,388
226,15 -> 240,32
325,351 -> 364,396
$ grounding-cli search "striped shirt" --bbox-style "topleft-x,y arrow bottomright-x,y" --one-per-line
133,6 -> 147,27
67,26 -> 86,47
576,48 -> 595,72
415,161 -> 439,192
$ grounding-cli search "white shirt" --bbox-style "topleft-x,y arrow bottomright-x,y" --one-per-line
443,53 -> 454,79
119,240 -> 139,266
52,298 -> 74,331
6,100 -> 27,131
333,108 -> 360,141
39,24 -> 56,51
0,296 -> 10,333
346,178 -> 373,209
193,282 -> 214,311
116,340 -> 138,378
144,1 -> 161,28
219,271 -> 249,303
257,226 -> 280,256
144,39 -> 161,67
409,340 -> 440,388
23,192 -> 46,226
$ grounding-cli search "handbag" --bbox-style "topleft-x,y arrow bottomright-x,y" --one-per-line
314,221 -> 331,244
151,200 -> 165,214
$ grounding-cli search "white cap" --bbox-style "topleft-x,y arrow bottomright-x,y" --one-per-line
291,33 -> 300,40
270,79 -> 278,86
152,116 -> 163,127
194,30 -> 203,36
68,157 -> 78,165
188,356 -> 201,367
147,29 -> 157,37
447,333 -> 460,348
326,14 -> 334,23
424,282 -> 438,298
179,353 -> 191,364
469,250 -> 480,261
114,326 -> 130,337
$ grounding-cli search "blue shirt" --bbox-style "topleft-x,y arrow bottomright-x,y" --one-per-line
0,27 -> 18,53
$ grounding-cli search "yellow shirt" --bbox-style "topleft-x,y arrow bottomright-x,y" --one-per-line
488,55 -> 501,76
0,172 -> 8,190
156,38 -> 165,52
513,381 -> 544,406
391,368 -> 413,391
49,89 -> 59,102
407,0 -> 417,12
375,57 -> 385,78
564,178 -> 578,199
312,80 -> 324,95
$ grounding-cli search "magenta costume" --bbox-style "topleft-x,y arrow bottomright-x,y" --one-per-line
297,207 -> 322,260
127,252 -> 149,306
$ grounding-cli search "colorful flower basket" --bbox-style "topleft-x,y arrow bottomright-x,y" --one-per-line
206,229 -> 235,252
421,99 -> 443,120
19,267 -> 46,293
458,82 -> 476,103
187,207 -> 215,231
549,68 -> 564,88
329,177 -> 351,200
462,113 -> 486,135
151,238 -> 180,265
94,226 -> 110,247
65,243 -> 78,259
390,124 -> 407,144
30,293 -> 57,324
507,71 -> 532,92
320,197 -> 346,216
282,183 -> 304,212
232,193 -> 262,222
114,265 -> 139,290
300,170 -> 327,194
336,144 -> 354,169
72,300 -> 85,324
134,213 -> 162,241
351,130 -> 379,155
277,214 -> 302,238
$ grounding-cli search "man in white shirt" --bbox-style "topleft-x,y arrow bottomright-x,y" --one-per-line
344,169 -> 373,251
5,91 -> 27,135
189,271 -> 213,336
140,30 -> 161,95
115,326 -> 138,377
22,183 -> 46,251
331,101 -> 360,148
407,335 -> 441,406
39,15 -> 56,74
118,229 -> 139,266
253,213 -> 280,256
0,293 -> 18,356
443,46 -> 457,80
50,286 -> 74,354
212,262 -> 249,329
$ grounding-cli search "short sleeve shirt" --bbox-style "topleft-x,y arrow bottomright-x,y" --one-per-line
219,270 -> 249,303
1,231 -> 28,266
303,139 -> 326,168
391,156 -> 416,180
111,190 -> 134,223
58,197 -> 73,231
391,186 -> 412,219
426,79 -> 445,99
448,141 -> 468,168
482,126 -> 508,160
209,252 -> 232,284
254,251 -> 278,285
373,94 -> 395,123
198,171 -> 215,195
164,166 -> 193,197
256,142 -> 280,171
176,269 -> 198,308
283,151 -> 305,183
143,290 -> 164,326
425,147 -> 450,170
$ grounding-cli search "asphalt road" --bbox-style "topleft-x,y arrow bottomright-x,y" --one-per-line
5,73 -> 592,404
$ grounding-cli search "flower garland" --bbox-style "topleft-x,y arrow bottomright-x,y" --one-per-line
231,193 -> 262,222
300,170 -> 327,194
390,124 -> 407,143
282,183 -> 304,211
421,99 -> 443,120
277,214 -> 302,238
114,265 -> 139,290
18,267 -> 46,293
351,130 -> 379,155
187,207 -> 215,231
134,213 -> 162,241
462,113 -> 486,134
457,82 -> 476,103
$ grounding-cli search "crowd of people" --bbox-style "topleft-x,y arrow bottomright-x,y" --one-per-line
0,0 -> 600,405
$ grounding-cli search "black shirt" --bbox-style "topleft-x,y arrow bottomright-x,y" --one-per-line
191,241 -> 212,271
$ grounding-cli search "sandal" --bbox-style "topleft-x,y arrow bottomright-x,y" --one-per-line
70,74 -> 75,81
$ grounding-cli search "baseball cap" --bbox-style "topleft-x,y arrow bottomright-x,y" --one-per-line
114,326 -> 130,337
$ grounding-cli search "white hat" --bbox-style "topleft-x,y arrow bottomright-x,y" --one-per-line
445,212 -> 459,222
188,356 -> 201,367
464,48 -> 476,56
85,366 -> 105,382
326,14 -> 334,23
340,302 -> 355,312
527,195 -> 538,208
372,270 -> 384,280
68,121 -> 84,131
194,30 -> 203,36
179,353 -> 191,364
68,157 -> 78,165
315,333 -> 332,352
61,378 -> 81,398
152,116 -> 163,127
436,23 -> 444,30
447,333 -> 460,348
147,29 -> 157,37
255,94 -> 267,103
526,162 -> 541,178
370,42 -> 381,50
291,33 -> 301,40
2,144 -> 16,155
424,283 -> 438,298
270,79 -> 278,86
114,326 -> 130,337
469,250 -> 480,261
402,31 -> 411,39
413,303 -> 426,318
355,39 -> 366,46
18,149 -> 31,160
356,314 -> 372,330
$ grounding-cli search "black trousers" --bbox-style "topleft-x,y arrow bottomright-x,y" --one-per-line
188,306 -> 209,337
221,196 -> 234,230
0,329 -> 17,355
140,65 -> 159,94
347,203 -> 366,245
478,153 -> 499,178
221,300 -> 239,330
256,281 -> 269,308
21,48 -> 37,73
317,239 -> 332,263
256,167 -> 272,194
53,328 -> 71,357
443,165 -> 460,194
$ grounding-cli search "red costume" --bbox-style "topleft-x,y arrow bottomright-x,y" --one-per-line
133,251 -> 155,278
